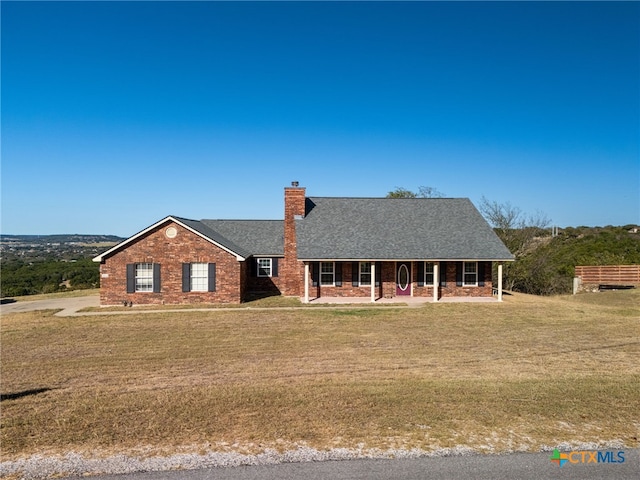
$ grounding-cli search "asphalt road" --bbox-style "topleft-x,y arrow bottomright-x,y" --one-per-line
63,450 -> 638,480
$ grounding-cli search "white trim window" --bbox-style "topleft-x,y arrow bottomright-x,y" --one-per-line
135,263 -> 153,292
359,262 -> 372,286
424,262 -> 435,286
190,262 -> 208,292
320,262 -> 335,286
257,258 -> 272,277
463,261 -> 478,286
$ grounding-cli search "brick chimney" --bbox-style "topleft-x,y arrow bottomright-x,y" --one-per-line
282,182 -> 306,295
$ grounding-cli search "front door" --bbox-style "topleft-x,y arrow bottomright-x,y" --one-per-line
396,262 -> 411,296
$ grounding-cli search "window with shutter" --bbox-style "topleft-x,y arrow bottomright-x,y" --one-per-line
190,263 -> 208,291
181,263 -> 215,292
424,262 -> 434,286
320,262 -> 334,286
257,258 -> 272,277
135,263 -> 153,292
359,262 -> 372,286
463,262 -> 478,286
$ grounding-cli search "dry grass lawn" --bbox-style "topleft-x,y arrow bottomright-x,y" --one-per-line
1,290 -> 639,460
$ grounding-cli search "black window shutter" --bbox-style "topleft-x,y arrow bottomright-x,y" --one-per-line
271,258 -> 279,277
375,262 -> 381,287
440,261 -> 447,287
208,263 -> 216,292
478,262 -> 485,286
250,258 -> 257,277
182,263 -> 191,292
335,263 -> 343,287
456,262 -> 463,287
126,264 -> 135,293
311,262 -> 319,287
417,262 -> 425,287
153,263 -> 161,293
352,262 -> 359,286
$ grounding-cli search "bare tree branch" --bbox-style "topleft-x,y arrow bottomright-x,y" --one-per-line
417,186 -> 446,198
387,186 -> 446,198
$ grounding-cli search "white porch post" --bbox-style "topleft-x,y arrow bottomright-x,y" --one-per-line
433,262 -> 439,302
497,263 -> 503,302
370,261 -> 376,303
304,262 -> 310,304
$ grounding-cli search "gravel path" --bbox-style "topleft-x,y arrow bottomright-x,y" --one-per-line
1,446 -> 469,479
1,441 -> 630,480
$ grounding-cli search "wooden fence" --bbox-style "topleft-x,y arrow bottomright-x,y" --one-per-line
575,265 -> 640,285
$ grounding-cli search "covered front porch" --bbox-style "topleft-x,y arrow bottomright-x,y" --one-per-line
300,260 -> 505,303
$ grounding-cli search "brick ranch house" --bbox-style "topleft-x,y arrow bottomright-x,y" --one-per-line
93,184 -> 514,305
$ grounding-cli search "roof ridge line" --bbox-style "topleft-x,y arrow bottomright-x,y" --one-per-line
308,196 -> 466,200
200,219 -> 283,222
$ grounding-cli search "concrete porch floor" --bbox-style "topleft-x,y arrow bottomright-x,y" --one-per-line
307,296 -> 500,305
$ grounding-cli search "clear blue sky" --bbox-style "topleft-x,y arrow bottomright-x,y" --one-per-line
2,1 -> 639,236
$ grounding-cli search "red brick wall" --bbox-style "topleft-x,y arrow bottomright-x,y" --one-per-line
412,263 -> 435,298
439,261 -> 493,297
245,258 -> 287,298
381,262 -> 396,298
311,262 -> 381,298
280,187 -> 306,296
99,220 -> 243,305
247,276 -> 281,295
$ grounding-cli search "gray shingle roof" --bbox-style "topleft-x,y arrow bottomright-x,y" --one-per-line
95,197 -> 512,263
199,220 -> 284,256
172,217 -> 254,258
296,197 -> 514,261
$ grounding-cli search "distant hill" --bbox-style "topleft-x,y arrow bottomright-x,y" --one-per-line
1,234 -> 125,263
1,234 -> 124,246
0,235 -> 126,297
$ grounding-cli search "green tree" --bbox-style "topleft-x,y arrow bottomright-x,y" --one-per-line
0,258 -> 99,297
513,226 -> 640,295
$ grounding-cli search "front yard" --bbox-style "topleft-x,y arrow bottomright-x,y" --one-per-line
1,290 -> 638,460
